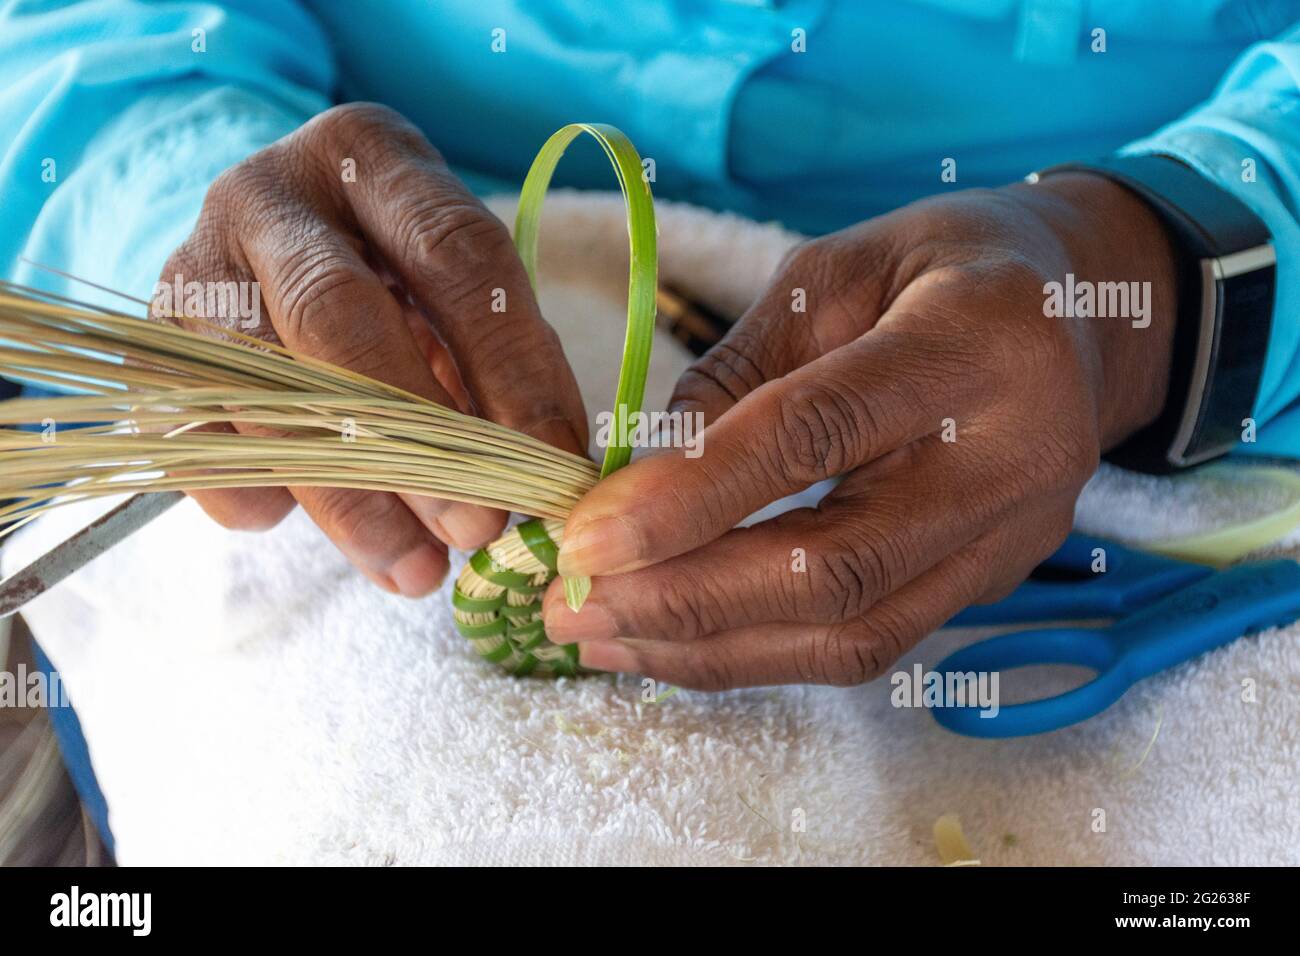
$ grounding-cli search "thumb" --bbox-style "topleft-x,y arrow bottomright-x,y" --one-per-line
557,325 -> 948,578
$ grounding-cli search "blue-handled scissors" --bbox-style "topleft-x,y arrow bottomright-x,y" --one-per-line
931,533 -> 1300,738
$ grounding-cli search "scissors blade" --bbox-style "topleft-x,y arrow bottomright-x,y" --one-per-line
0,491 -> 185,619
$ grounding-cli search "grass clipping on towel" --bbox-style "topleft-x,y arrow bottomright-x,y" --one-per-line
0,123 -> 658,676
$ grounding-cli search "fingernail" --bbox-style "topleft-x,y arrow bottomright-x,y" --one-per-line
388,541 -> 447,598
543,600 -> 618,644
579,640 -> 639,673
557,516 -> 640,577
436,504 -> 504,550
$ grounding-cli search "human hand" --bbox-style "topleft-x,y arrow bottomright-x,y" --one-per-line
542,173 -> 1178,688
157,103 -> 587,597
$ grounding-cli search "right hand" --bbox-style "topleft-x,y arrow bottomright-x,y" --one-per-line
156,103 -> 588,597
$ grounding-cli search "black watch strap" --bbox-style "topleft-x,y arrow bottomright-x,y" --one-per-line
1030,154 -> 1276,473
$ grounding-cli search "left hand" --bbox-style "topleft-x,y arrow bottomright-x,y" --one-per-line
541,173 -> 1180,689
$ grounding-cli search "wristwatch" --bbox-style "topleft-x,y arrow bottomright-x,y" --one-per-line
1027,154 -> 1276,473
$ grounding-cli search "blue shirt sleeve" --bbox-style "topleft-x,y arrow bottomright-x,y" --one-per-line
1121,21 -> 1300,458
0,0 -> 335,305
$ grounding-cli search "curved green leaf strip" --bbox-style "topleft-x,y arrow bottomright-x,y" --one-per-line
1145,465 -> 1300,566
514,124 -> 658,610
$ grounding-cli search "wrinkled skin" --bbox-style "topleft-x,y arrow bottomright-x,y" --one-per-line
165,103 -> 1179,689
542,173 -> 1178,690
157,103 -> 588,597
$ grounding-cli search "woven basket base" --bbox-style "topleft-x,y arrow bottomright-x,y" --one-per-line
452,519 -> 581,676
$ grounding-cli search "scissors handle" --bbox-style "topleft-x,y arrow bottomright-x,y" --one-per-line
931,625 -> 1128,738
1116,558 -> 1300,679
933,559 -> 1300,738
947,533 -> 1208,626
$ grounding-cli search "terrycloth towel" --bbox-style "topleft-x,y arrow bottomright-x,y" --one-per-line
5,193 -> 1299,865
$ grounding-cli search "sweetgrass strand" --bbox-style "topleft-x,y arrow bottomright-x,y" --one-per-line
0,283 -> 597,533
514,123 -> 657,608
0,121 -> 658,619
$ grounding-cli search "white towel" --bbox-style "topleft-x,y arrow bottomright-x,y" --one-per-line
6,193 -> 1299,865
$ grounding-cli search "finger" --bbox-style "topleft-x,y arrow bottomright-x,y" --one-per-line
294,485 -> 450,597
543,433 -> 1022,643
234,200 -> 456,405
183,429 -> 297,531
159,213 -> 496,560
400,298 -> 471,412
668,228 -> 897,426
667,294 -> 821,427
151,248 -> 298,533
308,105 -> 587,455
233,197 -> 504,549
578,525 -> 1010,690
392,299 -> 508,545
557,319 -> 995,578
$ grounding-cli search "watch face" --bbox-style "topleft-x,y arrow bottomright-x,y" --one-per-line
1186,264 -> 1276,461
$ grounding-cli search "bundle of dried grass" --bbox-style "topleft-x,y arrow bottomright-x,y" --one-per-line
0,284 -> 600,523
0,123 -> 657,676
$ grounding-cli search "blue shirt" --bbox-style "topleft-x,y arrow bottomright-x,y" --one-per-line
2,0 -> 1299,454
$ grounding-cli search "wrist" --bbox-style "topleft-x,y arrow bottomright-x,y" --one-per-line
1008,172 -> 1181,449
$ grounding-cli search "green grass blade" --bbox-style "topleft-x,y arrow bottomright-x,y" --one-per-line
515,124 -> 658,610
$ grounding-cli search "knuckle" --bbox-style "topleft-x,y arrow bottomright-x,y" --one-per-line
672,647 -> 741,693
206,151 -> 283,221
316,490 -> 405,558
647,574 -> 714,641
187,176 -> 254,258
468,314 -> 566,389
316,101 -> 399,132
997,508 -> 1075,595
854,610 -> 918,680
971,513 -> 1075,606
403,201 -> 508,268
270,249 -> 370,346
981,254 -> 1057,299
395,201 -> 516,312
301,103 -> 444,188
810,525 -> 895,619
674,334 -> 772,409
154,242 -> 267,339
308,102 -> 408,151
203,164 -> 244,211
776,236 -> 836,283
772,381 -> 870,484
805,622 -> 890,686
772,240 -> 810,280
157,243 -> 200,286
